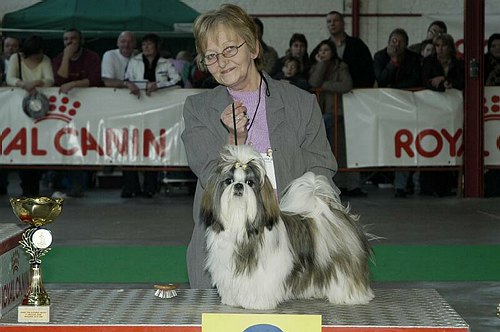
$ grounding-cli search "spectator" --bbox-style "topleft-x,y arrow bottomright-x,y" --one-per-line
253,17 -> 279,75
1,36 -> 20,85
271,33 -> 310,79
273,55 -> 310,91
309,39 -> 361,197
421,33 -> 463,197
53,28 -> 102,93
122,33 -> 180,198
7,35 -> 54,94
311,11 -> 374,88
422,33 -> 464,92
420,39 -> 435,59
374,28 -> 422,198
170,50 -> 195,88
409,20 -> 447,54
101,31 -> 137,88
4,35 -> 53,197
0,36 -> 21,195
52,28 -> 102,198
125,33 -> 181,98
182,4 -> 336,288
485,33 -> 500,86
484,33 -> 500,197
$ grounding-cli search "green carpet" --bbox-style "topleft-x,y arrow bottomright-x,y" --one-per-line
41,245 -> 500,283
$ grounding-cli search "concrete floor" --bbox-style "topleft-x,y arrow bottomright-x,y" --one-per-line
0,172 -> 499,331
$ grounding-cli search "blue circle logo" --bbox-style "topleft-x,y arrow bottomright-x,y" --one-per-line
243,324 -> 284,332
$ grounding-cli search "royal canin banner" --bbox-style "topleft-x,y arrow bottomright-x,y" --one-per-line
0,87 -> 204,166
344,88 -> 500,168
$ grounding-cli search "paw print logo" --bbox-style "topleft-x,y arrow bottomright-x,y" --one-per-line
483,94 -> 500,122
34,94 -> 82,123
11,249 -> 20,273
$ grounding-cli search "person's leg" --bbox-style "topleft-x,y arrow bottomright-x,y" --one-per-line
142,171 -> 159,197
394,171 -> 409,198
121,171 -> 141,197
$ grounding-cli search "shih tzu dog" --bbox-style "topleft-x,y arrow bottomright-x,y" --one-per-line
201,145 -> 374,310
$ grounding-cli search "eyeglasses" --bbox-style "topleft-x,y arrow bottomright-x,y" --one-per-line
203,42 -> 246,66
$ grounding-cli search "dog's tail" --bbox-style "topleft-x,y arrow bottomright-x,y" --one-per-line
279,172 -> 346,216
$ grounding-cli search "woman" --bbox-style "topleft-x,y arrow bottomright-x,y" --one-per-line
125,33 -> 180,98
485,33 -> 500,86
6,35 -> 53,197
6,35 -> 54,94
422,33 -> 464,92
181,4 -> 337,288
123,33 -> 181,198
308,40 -> 360,197
271,33 -> 311,79
421,33 -> 463,197
484,33 -> 500,197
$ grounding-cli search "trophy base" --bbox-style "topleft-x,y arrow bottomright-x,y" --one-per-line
17,305 -> 50,323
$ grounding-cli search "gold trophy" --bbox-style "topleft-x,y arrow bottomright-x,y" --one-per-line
10,196 -> 63,323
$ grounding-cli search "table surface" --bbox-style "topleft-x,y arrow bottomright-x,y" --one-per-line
0,288 -> 469,328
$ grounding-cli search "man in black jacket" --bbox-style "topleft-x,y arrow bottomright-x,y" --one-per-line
312,11 -> 375,89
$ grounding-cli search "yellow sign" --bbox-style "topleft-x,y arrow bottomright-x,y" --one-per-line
202,313 -> 322,332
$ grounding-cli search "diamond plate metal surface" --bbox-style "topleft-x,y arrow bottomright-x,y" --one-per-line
0,288 -> 468,328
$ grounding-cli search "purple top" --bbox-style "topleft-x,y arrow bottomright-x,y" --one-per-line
227,81 -> 270,153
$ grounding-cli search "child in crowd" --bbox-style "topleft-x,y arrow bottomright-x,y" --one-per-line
274,56 -> 310,91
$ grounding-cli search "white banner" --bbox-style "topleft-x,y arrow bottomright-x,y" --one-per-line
0,87 -> 204,166
343,88 -> 464,168
484,87 -> 500,167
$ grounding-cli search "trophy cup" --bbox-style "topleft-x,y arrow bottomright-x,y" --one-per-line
10,196 -> 64,323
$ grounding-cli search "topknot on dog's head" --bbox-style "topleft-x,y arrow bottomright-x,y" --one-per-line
219,145 -> 266,184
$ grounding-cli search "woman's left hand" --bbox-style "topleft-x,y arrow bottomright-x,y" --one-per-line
146,82 -> 158,96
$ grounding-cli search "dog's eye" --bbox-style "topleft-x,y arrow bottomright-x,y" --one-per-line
224,178 -> 234,185
245,180 -> 254,187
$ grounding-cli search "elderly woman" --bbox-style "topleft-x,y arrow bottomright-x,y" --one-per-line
181,4 -> 337,288
422,33 -> 464,92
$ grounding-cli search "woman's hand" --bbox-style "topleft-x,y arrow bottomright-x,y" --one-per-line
126,82 -> 141,98
221,101 -> 249,144
146,82 -> 158,96
430,76 -> 445,88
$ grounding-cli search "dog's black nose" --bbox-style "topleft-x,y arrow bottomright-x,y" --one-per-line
234,183 -> 244,196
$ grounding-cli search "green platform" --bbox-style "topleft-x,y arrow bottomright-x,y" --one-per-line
42,245 -> 500,283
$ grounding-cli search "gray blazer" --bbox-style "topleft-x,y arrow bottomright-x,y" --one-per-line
181,72 -> 337,288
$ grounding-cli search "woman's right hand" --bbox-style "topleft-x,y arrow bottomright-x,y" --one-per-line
221,101 -> 249,144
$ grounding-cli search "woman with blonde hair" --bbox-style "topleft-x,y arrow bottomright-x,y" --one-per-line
181,4 -> 337,288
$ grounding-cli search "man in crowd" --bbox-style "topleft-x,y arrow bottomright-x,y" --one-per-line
102,31 -> 136,88
373,28 -> 422,198
312,11 -> 375,89
51,28 -> 101,197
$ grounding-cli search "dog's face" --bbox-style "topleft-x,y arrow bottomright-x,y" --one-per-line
201,145 -> 280,235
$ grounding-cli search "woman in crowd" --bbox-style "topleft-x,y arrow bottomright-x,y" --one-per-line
271,33 -> 311,79
308,39 -> 361,197
421,33 -> 463,196
484,33 -> 500,197
6,35 -> 54,197
422,33 -> 464,92
123,33 -> 181,198
6,35 -> 54,94
181,4 -> 337,288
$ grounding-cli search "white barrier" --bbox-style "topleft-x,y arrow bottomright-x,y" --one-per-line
344,88 -> 500,168
0,87 -> 204,166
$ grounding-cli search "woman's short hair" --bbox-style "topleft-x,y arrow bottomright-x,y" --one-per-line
433,33 -> 456,57
193,4 -> 263,71
288,33 -> 308,50
21,35 -> 45,58
487,33 -> 500,53
141,33 -> 161,51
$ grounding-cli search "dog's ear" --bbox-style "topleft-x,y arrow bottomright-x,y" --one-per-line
256,176 -> 280,230
200,174 -> 224,233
